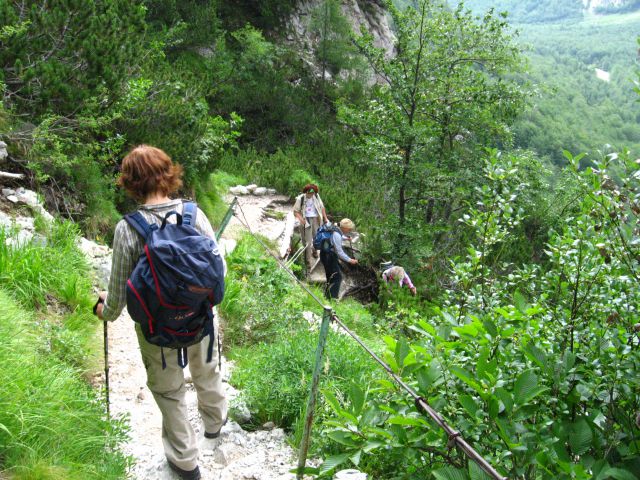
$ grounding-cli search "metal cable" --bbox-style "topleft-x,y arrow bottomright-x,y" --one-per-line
230,200 -> 506,480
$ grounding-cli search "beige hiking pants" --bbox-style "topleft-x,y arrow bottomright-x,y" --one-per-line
135,323 -> 227,470
300,216 -> 321,268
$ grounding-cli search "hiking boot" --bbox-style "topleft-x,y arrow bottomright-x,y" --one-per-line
167,460 -> 201,480
204,416 -> 228,439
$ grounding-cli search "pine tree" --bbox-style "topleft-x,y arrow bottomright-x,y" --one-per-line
0,0 -> 146,116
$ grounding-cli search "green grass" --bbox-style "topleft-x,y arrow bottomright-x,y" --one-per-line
195,170 -> 246,229
0,221 -> 131,478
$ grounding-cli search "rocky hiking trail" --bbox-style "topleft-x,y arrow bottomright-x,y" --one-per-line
97,191 -> 310,480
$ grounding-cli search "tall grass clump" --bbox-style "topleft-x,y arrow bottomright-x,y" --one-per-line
0,291 -> 130,479
231,328 -> 379,431
0,221 -> 131,478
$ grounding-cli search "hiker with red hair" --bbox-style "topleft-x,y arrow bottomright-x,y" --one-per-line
292,183 -> 328,269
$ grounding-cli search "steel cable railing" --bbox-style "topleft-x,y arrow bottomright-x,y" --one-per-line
228,198 -> 507,480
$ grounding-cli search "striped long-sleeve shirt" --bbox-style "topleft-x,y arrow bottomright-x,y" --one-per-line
101,199 -> 225,322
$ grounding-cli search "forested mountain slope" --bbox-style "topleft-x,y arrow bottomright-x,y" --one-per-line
440,1 -> 640,164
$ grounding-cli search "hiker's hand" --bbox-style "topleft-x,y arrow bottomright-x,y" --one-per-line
350,258 -> 358,265
96,302 -> 104,319
94,292 -> 106,318
410,287 -> 417,296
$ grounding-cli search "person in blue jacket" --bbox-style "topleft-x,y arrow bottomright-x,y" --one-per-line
321,218 -> 358,299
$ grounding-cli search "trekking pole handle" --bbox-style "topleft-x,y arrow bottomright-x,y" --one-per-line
92,296 -> 105,316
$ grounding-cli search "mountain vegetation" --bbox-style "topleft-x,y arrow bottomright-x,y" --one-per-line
1,0 -> 640,479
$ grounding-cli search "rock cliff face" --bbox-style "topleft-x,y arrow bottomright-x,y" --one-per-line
287,0 -> 395,65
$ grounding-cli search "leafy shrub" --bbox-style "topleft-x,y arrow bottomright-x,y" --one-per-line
320,152 -> 640,479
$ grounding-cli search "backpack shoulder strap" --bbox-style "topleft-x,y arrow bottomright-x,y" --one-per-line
124,211 -> 157,240
182,202 -> 197,226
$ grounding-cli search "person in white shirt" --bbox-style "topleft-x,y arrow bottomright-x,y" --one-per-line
292,183 -> 328,268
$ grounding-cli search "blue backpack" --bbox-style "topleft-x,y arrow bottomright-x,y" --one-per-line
124,202 -> 225,369
313,224 -> 340,253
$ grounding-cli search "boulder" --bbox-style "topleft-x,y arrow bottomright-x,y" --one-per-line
0,141 -> 7,163
2,188 -> 15,196
0,211 -> 11,229
253,187 -> 267,196
230,185 -> 249,196
15,216 -> 35,231
6,229 -> 33,247
246,184 -> 258,193
16,189 -> 40,207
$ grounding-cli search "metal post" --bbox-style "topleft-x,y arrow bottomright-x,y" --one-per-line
216,197 -> 238,241
297,306 -> 332,479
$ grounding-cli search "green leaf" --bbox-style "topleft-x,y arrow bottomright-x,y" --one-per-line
395,336 -> 410,369
567,419 -> 593,456
350,449 -> 362,466
514,369 -> 543,405
327,431 -> 359,447
469,462 -> 494,480
459,394 -> 479,418
513,290 -> 528,314
319,453 -> 351,475
290,466 -> 319,475
416,364 -> 441,392
387,416 -> 427,427
362,440 -> 384,452
482,318 -> 498,337
433,466 -> 469,480
602,468 -> 638,480
451,366 -> 485,396
477,348 -> 497,382
562,350 -> 576,373
349,383 -> 365,416
522,342 -> 547,371
323,390 -> 341,413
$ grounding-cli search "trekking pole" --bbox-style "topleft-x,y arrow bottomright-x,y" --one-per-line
94,297 -> 110,418
103,319 -> 110,418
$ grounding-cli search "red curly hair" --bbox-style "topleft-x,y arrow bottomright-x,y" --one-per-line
302,183 -> 319,194
118,145 -> 183,202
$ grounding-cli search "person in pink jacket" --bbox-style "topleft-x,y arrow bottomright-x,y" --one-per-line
382,265 -> 417,296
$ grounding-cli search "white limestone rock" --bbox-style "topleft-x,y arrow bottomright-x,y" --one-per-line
253,187 -> 267,196
230,185 -> 249,195
16,189 -> 39,207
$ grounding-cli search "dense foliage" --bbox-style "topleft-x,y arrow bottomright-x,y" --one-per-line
319,151 -> 640,479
